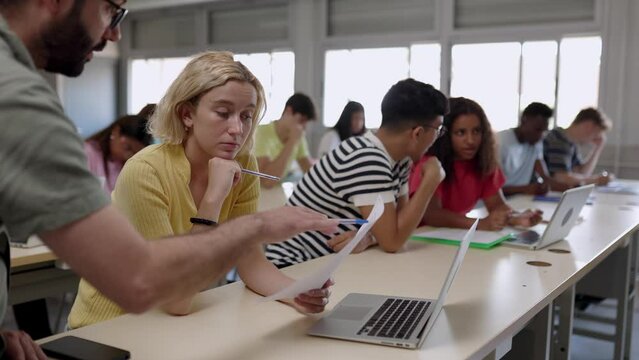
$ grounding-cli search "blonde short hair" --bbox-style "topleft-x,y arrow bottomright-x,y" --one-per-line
149,51 -> 266,156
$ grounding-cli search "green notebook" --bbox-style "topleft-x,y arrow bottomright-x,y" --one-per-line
411,228 -> 513,249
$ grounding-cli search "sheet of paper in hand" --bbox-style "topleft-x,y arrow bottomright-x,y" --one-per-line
261,195 -> 385,302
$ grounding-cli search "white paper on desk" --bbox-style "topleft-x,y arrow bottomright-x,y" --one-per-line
261,196 -> 385,302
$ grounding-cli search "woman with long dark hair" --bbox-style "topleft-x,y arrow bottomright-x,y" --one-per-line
317,101 -> 366,156
409,97 -> 542,231
84,105 -> 155,193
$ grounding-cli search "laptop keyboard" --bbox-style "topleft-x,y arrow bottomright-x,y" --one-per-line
357,298 -> 431,340
512,230 -> 541,244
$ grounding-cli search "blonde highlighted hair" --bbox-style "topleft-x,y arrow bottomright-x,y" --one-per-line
149,51 -> 266,155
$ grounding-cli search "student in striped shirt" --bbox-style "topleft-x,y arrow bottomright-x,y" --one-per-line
266,79 -> 448,268
543,108 -> 613,186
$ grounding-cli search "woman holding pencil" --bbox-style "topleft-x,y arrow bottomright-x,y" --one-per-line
67,52 -> 332,329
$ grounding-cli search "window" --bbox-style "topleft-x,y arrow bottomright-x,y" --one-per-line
129,52 -> 295,124
450,36 -> 601,131
520,41 -> 558,113
556,37 -> 601,127
234,52 -> 295,124
323,44 -> 441,128
451,42 -> 521,132
410,44 -> 441,89
130,57 -> 191,114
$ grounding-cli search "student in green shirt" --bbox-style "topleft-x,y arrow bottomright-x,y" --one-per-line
255,93 -> 317,187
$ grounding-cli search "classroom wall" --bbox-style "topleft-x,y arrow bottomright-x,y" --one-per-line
618,0 -> 639,179
47,43 -> 120,139
61,57 -> 118,138
598,0 -> 639,179
65,0 -> 639,179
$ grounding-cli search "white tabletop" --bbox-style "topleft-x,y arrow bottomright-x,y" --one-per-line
9,237 -> 55,269
45,192 -> 639,360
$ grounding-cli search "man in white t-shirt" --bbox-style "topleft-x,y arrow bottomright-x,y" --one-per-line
498,102 -> 569,196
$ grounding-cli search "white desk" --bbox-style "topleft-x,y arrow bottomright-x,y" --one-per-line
257,182 -> 296,212
40,194 -> 639,360
9,241 -> 78,306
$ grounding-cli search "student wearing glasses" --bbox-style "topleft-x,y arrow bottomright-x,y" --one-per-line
0,1 -> 336,357
67,51 -> 334,328
266,79 -> 448,268
409,97 -> 543,231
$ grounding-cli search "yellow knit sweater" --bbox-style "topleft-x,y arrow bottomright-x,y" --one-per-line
67,143 -> 259,328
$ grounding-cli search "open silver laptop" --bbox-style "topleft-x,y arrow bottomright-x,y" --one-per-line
503,184 -> 594,250
307,220 -> 476,349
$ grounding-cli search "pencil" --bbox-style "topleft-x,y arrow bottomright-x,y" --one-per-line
241,169 -> 280,181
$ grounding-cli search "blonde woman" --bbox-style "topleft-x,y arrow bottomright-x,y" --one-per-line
67,52 -> 333,328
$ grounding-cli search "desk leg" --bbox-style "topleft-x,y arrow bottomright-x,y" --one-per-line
573,231 -> 638,360
616,231 -> 637,359
551,284 -> 575,360
624,231 -> 638,358
501,304 -> 551,360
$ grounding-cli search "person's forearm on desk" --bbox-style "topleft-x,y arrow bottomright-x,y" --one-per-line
534,160 -> 571,192
363,158 -> 444,253
40,205 -> 337,314
237,244 -> 331,314
502,183 -> 547,196
553,171 -> 610,186
422,199 -> 479,229
157,158 -> 238,316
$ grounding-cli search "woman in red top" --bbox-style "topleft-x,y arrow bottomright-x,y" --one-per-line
409,97 -> 542,231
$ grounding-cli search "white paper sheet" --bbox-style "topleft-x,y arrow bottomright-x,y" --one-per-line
261,196 -> 385,302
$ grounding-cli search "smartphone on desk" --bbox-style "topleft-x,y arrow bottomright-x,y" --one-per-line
41,336 -> 130,360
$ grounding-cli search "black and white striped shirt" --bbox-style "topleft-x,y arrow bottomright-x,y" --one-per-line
265,132 -> 411,268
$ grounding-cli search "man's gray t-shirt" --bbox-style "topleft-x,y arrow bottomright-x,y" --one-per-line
0,13 -> 109,328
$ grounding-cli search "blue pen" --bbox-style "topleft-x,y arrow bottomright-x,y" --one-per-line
338,219 -> 368,225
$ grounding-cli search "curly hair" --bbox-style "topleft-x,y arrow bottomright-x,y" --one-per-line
428,97 -> 498,183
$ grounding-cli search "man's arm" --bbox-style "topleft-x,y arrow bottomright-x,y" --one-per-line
297,156 -> 314,173
358,158 -> 444,253
502,183 -> 546,196
573,135 -> 606,176
423,190 -> 514,231
257,125 -> 305,188
534,159 -> 571,191
553,170 -> 610,186
257,141 -> 299,188
40,205 -> 337,314
422,196 -> 479,229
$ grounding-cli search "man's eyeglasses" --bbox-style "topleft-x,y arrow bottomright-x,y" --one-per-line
104,0 -> 128,29
425,124 -> 447,138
